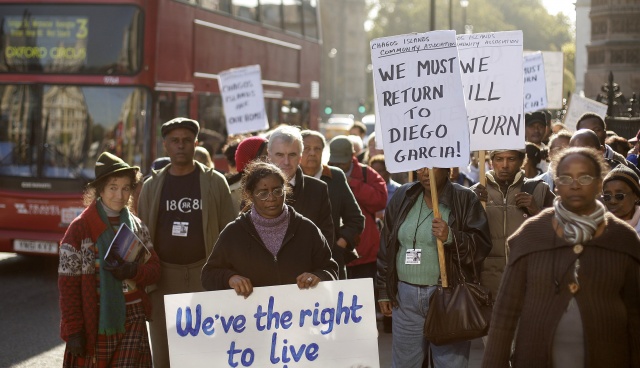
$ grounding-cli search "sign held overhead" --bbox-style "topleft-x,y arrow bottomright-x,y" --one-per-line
370,30 -> 470,173
219,65 -> 269,135
457,31 -> 524,151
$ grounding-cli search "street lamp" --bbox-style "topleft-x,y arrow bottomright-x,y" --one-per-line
328,48 -> 338,113
460,0 -> 469,34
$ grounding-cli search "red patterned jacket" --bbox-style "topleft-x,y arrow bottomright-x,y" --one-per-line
58,201 -> 160,355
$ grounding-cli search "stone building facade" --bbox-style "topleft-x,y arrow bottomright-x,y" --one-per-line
585,0 -> 640,97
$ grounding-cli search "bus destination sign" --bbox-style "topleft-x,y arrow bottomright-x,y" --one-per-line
3,16 -> 89,69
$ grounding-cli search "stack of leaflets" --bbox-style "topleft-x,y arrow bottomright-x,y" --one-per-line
105,223 -> 151,267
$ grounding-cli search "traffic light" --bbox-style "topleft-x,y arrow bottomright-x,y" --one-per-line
358,99 -> 366,114
324,100 -> 333,115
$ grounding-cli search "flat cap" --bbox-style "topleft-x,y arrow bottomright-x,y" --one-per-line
161,117 -> 200,138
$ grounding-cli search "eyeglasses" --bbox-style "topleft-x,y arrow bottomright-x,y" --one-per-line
555,175 -> 595,186
601,193 -> 629,202
253,187 -> 285,201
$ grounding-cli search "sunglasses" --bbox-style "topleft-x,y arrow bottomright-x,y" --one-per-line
601,193 -> 629,202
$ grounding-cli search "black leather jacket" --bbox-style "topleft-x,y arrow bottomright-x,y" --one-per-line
376,180 -> 492,305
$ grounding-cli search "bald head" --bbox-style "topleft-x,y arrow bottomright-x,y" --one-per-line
569,129 -> 602,150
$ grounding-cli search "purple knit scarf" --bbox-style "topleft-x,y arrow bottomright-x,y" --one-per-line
250,205 -> 289,256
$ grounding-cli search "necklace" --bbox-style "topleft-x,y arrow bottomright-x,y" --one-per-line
412,196 -> 433,249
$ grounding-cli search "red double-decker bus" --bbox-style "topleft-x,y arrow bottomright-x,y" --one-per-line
0,0 -> 322,256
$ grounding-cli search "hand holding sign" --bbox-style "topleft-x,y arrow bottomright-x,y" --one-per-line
229,275 -> 253,298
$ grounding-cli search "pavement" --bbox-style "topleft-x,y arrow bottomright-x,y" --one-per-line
377,320 -> 484,367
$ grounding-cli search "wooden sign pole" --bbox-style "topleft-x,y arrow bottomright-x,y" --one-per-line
429,169 -> 448,288
479,150 -> 487,209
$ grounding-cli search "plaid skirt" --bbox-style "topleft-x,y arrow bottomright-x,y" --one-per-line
63,302 -> 152,368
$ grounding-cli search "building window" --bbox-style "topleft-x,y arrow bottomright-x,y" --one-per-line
301,0 -> 319,39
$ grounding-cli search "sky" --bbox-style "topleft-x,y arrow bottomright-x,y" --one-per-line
542,0 -> 576,23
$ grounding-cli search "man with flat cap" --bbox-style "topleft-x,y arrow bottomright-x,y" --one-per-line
471,149 -> 554,308
138,117 -> 235,368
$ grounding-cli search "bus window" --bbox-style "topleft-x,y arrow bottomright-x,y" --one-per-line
200,0 -> 232,12
0,4 -> 143,75
0,84 -> 150,181
281,99 -> 309,127
261,0 -> 283,29
283,0 -> 303,36
198,93 -> 227,153
232,0 -> 258,22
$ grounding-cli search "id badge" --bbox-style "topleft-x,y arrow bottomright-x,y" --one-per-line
172,221 -> 189,237
405,249 -> 422,265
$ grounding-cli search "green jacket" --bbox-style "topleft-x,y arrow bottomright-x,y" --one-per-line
471,170 -> 554,299
137,161 -> 236,261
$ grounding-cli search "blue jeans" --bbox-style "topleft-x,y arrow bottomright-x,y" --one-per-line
391,281 -> 471,368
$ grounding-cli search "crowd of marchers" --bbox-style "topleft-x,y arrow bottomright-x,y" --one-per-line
57,112 -> 639,368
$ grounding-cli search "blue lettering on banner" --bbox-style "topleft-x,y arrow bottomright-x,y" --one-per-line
175,304 -> 246,337
173,290 -> 365,366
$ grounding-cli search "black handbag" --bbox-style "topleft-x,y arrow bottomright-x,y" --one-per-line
423,232 -> 493,346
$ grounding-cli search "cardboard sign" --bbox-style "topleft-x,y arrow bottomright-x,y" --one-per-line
523,51 -> 564,109
164,279 -> 379,367
457,31 -> 524,151
370,30 -> 470,173
541,52 -> 564,109
523,52 -> 548,113
219,65 -> 269,135
564,93 -> 608,132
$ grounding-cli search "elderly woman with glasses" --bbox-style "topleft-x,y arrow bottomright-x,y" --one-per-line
201,161 -> 338,296
482,147 -> 640,368
602,165 -> 640,235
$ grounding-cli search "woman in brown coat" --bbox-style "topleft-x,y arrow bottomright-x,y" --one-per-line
482,147 -> 640,368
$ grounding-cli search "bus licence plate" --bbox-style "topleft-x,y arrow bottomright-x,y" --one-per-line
13,239 -> 58,254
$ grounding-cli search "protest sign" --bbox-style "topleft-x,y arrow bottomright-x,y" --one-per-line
457,31 -> 524,151
523,52 -> 547,113
564,93 -> 608,132
523,51 -> 564,109
164,279 -> 379,367
370,30 -> 470,173
219,65 -> 269,135
541,52 -> 564,109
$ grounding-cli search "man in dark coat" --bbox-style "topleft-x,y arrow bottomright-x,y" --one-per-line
267,126 -> 335,247
300,130 -> 365,279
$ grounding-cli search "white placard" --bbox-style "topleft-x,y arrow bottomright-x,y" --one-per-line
370,30 -> 470,173
523,52 -> 548,113
564,93 -> 608,132
542,52 -> 564,109
457,31 -> 524,151
219,65 -> 269,135
164,279 -> 379,368
524,51 -> 564,109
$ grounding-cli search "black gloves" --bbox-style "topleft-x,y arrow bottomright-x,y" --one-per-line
66,332 -> 85,357
104,261 -> 138,280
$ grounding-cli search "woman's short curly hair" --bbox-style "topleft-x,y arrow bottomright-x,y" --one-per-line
551,146 -> 609,181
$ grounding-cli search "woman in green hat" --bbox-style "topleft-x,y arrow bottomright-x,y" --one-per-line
59,152 -> 160,367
